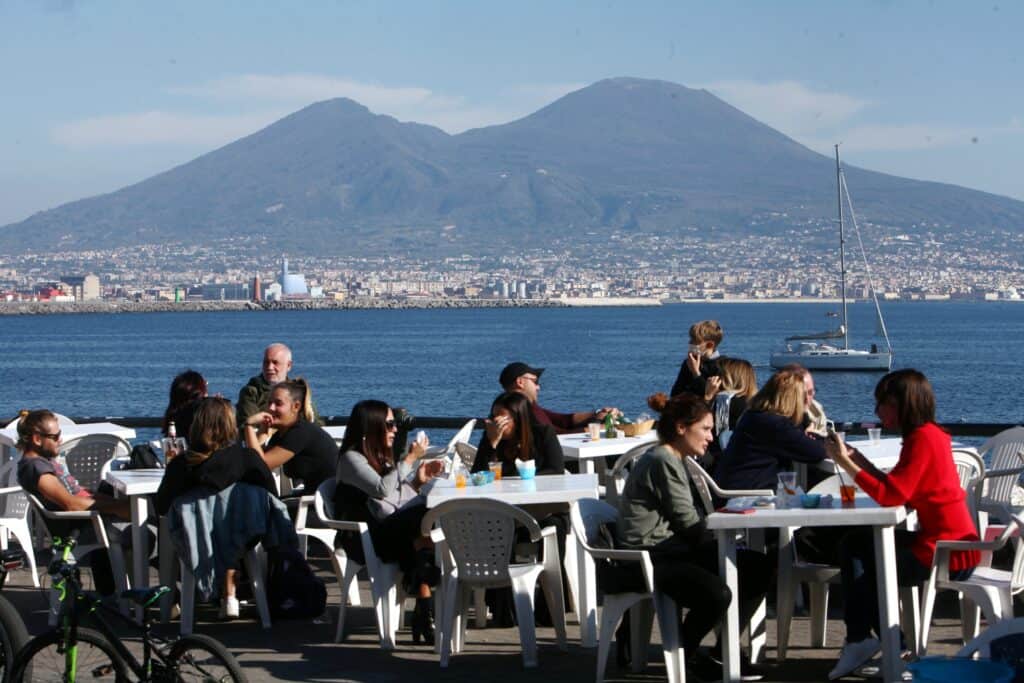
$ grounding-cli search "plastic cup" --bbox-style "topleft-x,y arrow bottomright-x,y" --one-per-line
840,484 -> 856,505
587,422 -> 602,440
488,461 -> 503,481
868,427 -> 881,444
516,464 -> 536,480
777,471 -> 797,495
455,471 -> 467,488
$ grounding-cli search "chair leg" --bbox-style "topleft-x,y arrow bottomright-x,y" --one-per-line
747,596 -> 767,663
335,558 -> 362,643
899,586 -> 920,656
538,564 -> 568,650
8,518 -> 39,587
439,584 -> 462,668
630,601 -> 655,673
180,559 -> 195,636
158,518 -> 176,622
808,584 -> 830,648
918,573 -> 939,656
960,596 -> 981,645
652,594 -> 685,683
244,549 -> 272,630
596,597 -> 631,682
473,588 -> 487,628
510,574 -> 539,668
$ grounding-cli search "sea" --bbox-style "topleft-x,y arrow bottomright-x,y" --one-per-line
0,302 -> 1021,439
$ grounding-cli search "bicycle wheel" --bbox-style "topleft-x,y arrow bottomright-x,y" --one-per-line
166,633 -> 247,682
9,627 -> 128,682
0,595 -> 29,683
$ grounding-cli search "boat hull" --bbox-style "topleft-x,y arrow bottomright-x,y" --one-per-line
769,349 -> 892,371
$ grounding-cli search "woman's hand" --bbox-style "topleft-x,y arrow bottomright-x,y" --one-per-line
703,376 -> 722,402
407,436 -> 429,461
484,415 -> 512,447
415,459 -> 445,487
685,350 -> 701,376
246,411 -> 273,434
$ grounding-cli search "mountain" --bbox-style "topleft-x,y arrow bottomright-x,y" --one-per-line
4,77 -> 1024,254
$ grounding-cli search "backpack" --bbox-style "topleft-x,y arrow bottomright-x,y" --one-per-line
266,547 -> 326,619
128,443 -> 163,470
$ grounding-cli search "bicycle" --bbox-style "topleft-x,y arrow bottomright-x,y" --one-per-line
0,549 -> 31,683
10,535 -> 246,682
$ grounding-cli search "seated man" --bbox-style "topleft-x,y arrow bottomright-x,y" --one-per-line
14,409 -> 131,597
499,361 -> 619,434
237,342 -> 320,427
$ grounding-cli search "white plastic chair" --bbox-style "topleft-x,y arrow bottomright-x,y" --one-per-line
424,420 -> 477,459
976,428 -> 1024,527
59,434 -> 132,493
26,492 -> 129,625
953,448 -> 986,526
0,461 -> 38,586
177,545 -> 270,635
301,480 -> 363,639
5,413 -> 76,428
317,478 -> 407,649
422,498 -> 567,668
956,615 -> 1024,661
604,443 -> 651,509
919,505 -> 1024,654
570,498 -> 684,683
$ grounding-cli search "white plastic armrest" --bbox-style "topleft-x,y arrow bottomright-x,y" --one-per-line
294,494 -> 315,530
539,526 -> 558,539
980,467 -> 1024,482
429,527 -> 445,544
588,548 -> 647,563
321,518 -> 369,534
720,488 -> 774,498
0,486 -> 21,496
45,508 -> 100,520
935,538 -> 1007,553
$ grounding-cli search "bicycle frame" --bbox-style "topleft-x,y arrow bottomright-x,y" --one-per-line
49,536 -> 173,681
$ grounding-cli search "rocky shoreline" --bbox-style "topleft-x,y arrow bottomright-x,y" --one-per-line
0,298 -> 569,316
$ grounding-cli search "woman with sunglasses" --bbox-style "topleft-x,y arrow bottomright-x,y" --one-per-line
14,409 -> 130,599
244,377 -> 336,496
335,400 -> 444,645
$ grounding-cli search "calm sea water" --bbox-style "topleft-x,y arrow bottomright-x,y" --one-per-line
0,302 -> 1021,430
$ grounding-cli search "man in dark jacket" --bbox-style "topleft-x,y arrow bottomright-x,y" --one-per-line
499,361 -> 619,434
237,343 -> 320,426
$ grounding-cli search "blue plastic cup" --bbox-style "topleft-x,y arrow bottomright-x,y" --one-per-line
516,464 -> 536,480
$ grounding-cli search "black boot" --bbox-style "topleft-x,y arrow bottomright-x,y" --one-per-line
411,596 -> 435,646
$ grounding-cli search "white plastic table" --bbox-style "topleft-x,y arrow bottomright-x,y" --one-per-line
426,473 -> 602,647
0,422 -> 137,462
104,469 -> 163,619
558,431 -> 658,475
706,497 -> 908,683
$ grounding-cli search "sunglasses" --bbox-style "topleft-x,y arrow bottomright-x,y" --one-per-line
37,431 -> 62,441
384,419 -> 397,430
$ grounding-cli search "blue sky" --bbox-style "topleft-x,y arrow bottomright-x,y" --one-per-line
2,0 -> 1021,227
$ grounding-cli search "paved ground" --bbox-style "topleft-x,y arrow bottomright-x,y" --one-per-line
1,553 -> 984,682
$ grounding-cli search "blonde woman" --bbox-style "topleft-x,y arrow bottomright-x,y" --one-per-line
712,368 -> 826,491
711,357 -> 758,449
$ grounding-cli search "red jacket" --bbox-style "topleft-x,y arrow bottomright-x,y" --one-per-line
855,422 -> 980,571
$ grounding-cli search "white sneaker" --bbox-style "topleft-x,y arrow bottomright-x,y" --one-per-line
219,596 -> 240,620
829,637 -> 881,680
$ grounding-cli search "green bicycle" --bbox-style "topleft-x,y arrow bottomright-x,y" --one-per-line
10,534 -> 246,682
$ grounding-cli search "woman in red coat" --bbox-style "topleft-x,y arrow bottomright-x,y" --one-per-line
826,369 -> 980,680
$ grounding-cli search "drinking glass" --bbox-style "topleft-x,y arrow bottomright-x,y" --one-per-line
868,427 -> 882,444
777,471 -> 797,495
488,460 -> 503,481
587,422 -> 602,440
840,484 -> 857,505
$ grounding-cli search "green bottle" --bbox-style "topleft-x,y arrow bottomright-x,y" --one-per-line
604,412 -> 616,439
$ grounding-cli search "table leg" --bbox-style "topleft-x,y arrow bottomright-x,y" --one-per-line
570,527 -> 597,647
873,525 -> 902,683
716,529 -> 741,683
775,525 -> 795,661
130,495 -> 149,622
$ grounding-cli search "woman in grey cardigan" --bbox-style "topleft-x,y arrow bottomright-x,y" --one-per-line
616,393 -> 771,682
335,399 -> 444,645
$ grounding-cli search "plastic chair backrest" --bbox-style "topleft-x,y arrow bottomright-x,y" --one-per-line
453,442 -> 477,470
424,499 -> 540,587
315,478 -> 337,521
60,434 -> 132,493
953,448 -> 986,492
6,413 -> 76,428
569,498 -> 618,552
683,456 -> 717,515
445,420 -> 477,454
980,427 -> 1024,471
0,460 -> 29,520
1006,511 -> 1024,594
607,443 -> 651,505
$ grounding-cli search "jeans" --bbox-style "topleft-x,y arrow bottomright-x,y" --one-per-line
839,528 -> 974,643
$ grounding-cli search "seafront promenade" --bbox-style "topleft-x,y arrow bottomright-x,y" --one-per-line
1,557 -> 975,682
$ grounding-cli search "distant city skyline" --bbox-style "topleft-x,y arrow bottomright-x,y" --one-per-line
2,1 -> 1021,227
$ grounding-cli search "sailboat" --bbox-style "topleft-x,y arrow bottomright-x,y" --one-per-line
769,145 -> 893,371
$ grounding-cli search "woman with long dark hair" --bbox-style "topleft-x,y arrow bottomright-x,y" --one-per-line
244,378 -> 337,495
826,370 -> 980,679
470,391 -> 564,476
615,393 -> 771,681
162,369 -> 208,437
335,400 -> 444,645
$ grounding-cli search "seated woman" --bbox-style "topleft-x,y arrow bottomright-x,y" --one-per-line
826,370 -> 980,680
15,409 -> 131,598
162,369 -> 208,439
471,391 -> 565,476
713,367 -> 826,492
616,393 -> 771,681
244,378 -> 337,496
336,400 -> 444,645
155,397 -> 276,619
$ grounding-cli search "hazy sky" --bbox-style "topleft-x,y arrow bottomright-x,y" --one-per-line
2,1 -> 1021,227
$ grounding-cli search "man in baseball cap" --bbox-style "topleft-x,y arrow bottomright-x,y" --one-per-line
498,361 -> 619,434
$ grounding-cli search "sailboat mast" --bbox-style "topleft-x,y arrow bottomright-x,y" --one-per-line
836,144 -> 849,351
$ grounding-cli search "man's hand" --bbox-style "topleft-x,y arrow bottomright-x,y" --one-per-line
594,407 -> 622,421
685,350 -> 701,376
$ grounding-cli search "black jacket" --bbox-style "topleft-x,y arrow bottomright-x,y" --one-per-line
712,410 -> 826,492
471,421 -> 565,477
